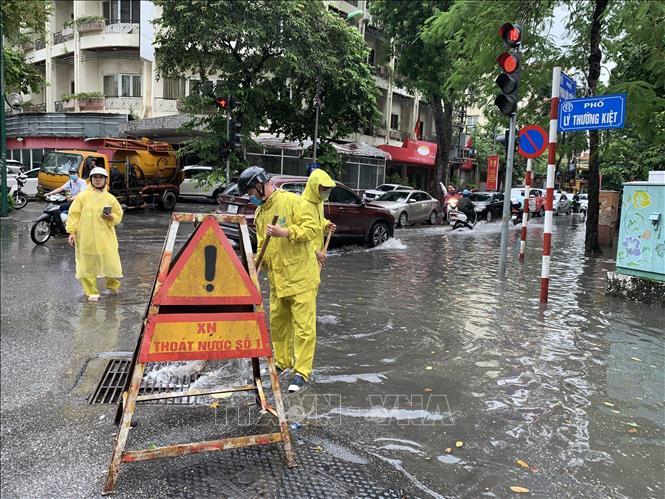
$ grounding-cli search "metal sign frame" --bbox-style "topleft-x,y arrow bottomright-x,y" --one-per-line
103,213 -> 295,495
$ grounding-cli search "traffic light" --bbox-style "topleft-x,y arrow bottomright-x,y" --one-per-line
494,22 -> 522,117
215,97 -> 229,109
499,23 -> 522,47
229,119 -> 242,152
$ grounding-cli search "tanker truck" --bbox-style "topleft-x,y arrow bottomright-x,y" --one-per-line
37,138 -> 182,210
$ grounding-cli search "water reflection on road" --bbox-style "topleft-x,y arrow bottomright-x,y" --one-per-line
313,216 -> 663,498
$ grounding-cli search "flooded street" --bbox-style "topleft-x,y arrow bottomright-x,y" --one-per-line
1,202 -> 663,498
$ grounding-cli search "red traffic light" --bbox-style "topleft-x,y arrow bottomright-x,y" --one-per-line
215,97 -> 228,109
499,23 -> 522,47
496,52 -> 520,74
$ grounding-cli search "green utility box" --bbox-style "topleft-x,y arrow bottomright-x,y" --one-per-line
616,174 -> 665,282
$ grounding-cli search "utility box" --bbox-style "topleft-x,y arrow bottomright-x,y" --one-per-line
598,190 -> 620,246
616,179 -> 665,281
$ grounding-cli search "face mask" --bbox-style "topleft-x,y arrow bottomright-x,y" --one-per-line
249,195 -> 263,206
70,175 -> 78,181
319,189 -> 331,201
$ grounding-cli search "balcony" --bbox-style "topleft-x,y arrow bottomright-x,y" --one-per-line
154,98 -> 179,115
104,22 -> 139,34
105,96 -> 143,112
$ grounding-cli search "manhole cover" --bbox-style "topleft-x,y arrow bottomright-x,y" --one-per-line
89,359 -> 202,405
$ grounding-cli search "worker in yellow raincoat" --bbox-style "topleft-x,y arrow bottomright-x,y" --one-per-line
302,167 -> 337,268
238,166 -> 319,392
66,166 -> 123,302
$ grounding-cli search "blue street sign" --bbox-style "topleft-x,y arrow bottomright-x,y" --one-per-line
560,72 -> 576,101
558,93 -> 627,132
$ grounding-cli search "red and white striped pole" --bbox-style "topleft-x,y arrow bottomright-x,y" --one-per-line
540,67 -> 561,303
519,158 -> 533,260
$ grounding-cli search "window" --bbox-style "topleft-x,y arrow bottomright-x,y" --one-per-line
330,186 -> 360,204
367,48 -> 375,66
466,115 -> 479,129
27,168 -> 40,178
104,74 -> 142,97
31,149 -> 44,167
416,121 -> 424,139
162,77 -> 186,99
414,192 -> 430,201
103,0 -> 140,24
280,183 -> 305,195
390,114 -> 399,130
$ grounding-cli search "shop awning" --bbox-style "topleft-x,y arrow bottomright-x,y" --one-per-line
377,138 -> 437,167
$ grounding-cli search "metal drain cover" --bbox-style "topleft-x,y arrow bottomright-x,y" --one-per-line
89,359 -> 202,405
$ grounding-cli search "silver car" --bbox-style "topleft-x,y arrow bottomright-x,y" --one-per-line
362,183 -> 414,203
370,190 -> 441,227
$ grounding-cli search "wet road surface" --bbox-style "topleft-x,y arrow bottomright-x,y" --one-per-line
1,201 -> 663,498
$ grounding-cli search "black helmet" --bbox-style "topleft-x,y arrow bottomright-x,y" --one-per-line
237,166 -> 270,195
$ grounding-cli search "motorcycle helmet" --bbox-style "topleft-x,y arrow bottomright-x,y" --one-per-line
462,189 -> 470,197
238,166 -> 270,195
69,166 -> 80,175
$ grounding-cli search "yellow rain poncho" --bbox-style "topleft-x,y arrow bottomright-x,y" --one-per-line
255,188 -> 319,378
302,169 -> 336,253
66,187 -> 123,280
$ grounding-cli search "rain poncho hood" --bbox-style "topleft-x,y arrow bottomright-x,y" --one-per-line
255,189 -> 319,298
302,169 -> 335,251
66,188 -> 123,279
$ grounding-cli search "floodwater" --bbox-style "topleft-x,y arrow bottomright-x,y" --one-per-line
1,202 -> 663,498
310,216 -> 664,498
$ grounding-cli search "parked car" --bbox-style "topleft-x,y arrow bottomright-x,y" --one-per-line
369,190 -> 441,227
469,192 -> 504,222
178,165 -> 225,202
362,183 -> 414,203
6,168 -> 40,198
217,175 -> 395,248
510,187 -> 545,216
553,191 -> 572,215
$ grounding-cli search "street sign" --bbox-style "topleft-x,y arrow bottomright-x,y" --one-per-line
486,156 -> 499,191
139,312 -> 271,362
560,72 -> 576,101
558,93 -> 627,132
518,124 -> 548,159
153,217 -> 261,305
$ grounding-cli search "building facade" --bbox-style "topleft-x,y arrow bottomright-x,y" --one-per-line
12,0 -> 477,189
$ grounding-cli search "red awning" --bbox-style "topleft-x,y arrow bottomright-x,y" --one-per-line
377,138 -> 437,167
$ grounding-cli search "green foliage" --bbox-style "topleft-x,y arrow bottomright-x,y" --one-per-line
64,15 -> 106,29
1,0 -> 51,93
192,168 -> 228,190
305,143 -> 344,181
385,172 -> 403,185
153,0 -> 379,166
60,92 -> 104,102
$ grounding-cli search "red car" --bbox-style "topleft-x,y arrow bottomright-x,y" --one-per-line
217,175 -> 395,248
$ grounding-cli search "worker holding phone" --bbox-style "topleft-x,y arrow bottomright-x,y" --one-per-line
66,167 -> 124,302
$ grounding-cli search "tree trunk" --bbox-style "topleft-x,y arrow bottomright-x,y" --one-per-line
432,93 -> 453,200
584,0 -> 608,256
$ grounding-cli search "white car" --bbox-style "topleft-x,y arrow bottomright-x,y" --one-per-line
6,168 -> 40,198
178,165 -> 225,202
362,183 -> 414,203
369,189 -> 441,227
6,159 -> 27,177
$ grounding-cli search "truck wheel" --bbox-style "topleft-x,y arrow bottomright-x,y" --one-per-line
159,191 -> 177,211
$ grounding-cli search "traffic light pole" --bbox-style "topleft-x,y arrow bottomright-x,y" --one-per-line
225,94 -> 230,184
312,78 -> 320,163
498,113 -> 517,278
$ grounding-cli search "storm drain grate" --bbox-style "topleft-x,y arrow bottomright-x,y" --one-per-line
89,359 -> 202,405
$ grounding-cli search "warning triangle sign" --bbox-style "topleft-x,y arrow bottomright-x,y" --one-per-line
153,216 -> 261,305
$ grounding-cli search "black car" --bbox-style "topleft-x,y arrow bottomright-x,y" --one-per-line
470,192 -> 504,222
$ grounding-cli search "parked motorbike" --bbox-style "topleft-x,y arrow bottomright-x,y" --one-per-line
9,174 -> 28,210
31,194 -> 69,245
449,207 -> 476,230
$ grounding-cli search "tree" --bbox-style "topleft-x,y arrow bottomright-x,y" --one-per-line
370,0 -> 456,199
153,0 -> 379,178
1,0 -> 51,93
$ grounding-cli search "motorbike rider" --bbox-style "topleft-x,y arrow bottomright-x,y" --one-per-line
49,166 -> 87,219
458,189 -> 476,222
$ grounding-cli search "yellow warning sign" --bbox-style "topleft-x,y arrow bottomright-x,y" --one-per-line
138,312 -> 271,362
153,216 -> 261,305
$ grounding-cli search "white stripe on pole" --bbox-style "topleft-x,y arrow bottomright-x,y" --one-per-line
549,120 -> 558,142
541,255 -> 551,278
543,210 -> 554,233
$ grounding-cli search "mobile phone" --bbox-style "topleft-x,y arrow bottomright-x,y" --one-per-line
103,206 -> 112,216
